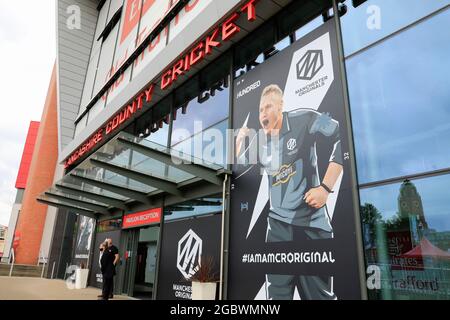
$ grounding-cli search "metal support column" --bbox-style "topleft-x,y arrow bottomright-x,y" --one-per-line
332,0 -> 368,300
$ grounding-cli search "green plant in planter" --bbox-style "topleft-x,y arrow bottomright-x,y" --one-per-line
190,256 -> 219,300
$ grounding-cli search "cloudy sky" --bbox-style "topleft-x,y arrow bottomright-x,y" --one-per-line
0,1 -> 56,226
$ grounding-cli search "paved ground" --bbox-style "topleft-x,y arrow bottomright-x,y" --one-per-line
0,277 -> 133,300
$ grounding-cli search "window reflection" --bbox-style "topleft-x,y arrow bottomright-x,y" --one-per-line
97,218 -> 123,233
171,119 -> 228,166
295,15 -> 322,40
171,79 -> 229,146
342,0 -> 450,56
347,8 -> 450,183
164,195 -> 223,221
360,175 -> 450,300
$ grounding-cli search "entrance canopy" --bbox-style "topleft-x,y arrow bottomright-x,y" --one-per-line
38,132 -> 230,220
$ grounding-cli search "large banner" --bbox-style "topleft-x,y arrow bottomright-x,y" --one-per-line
229,20 -> 363,300
73,216 -> 95,266
157,214 -> 221,300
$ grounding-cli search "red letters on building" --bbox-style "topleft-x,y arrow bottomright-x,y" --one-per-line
205,28 -> 221,55
241,0 -> 259,22
120,0 -> 143,44
222,13 -> 240,42
65,84 -> 155,168
66,0 -> 261,167
160,0 -> 259,90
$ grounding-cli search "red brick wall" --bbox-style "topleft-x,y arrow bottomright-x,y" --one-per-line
15,65 -> 59,265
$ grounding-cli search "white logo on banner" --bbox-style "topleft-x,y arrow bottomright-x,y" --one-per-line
283,32 -> 334,112
177,229 -> 203,279
287,138 -> 297,151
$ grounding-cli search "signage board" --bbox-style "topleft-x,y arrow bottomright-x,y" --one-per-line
228,19 -> 364,300
122,208 -> 162,229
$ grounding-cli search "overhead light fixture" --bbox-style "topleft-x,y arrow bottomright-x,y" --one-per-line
163,114 -> 170,124
339,3 -> 348,17
151,123 -> 159,133
352,0 -> 367,8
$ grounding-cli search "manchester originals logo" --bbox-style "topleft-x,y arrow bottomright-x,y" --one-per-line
296,50 -> 324,81
177,229 -> 203,279
287,138 -> 297,151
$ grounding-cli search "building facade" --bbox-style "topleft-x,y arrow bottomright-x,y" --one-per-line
41,0 -> 450,300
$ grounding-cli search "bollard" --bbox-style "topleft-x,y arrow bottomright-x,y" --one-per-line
51,261 -> 56,279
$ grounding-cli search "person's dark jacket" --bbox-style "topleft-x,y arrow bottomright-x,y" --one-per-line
101,245 -> 119,278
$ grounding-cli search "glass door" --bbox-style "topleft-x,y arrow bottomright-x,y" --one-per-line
133,226 -> 160,299
121,229 -> 139,296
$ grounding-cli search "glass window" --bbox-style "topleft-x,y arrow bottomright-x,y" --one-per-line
171,80 -> 229,146
74,115 -> 88,138
277,0 -> 329,40
106,0 -> 124,25
87,99 -> 106,124
347,8 -> 450,184
97,218 -> 123,233
172,119 -> 228,167
96,0 -> 111,40
131,0 -> 170,79
93,23 -> 120,95
342,0 -> 450,56
79,0 -> 111,111
233,21 -> 275,76
260,36 -> 292,63
80,48 -> 101,111
295,15 -> 323,40
360,174 -> 450,300
144,123 -> 169,147
164,194 -> 223,221
131,95 -> 171,146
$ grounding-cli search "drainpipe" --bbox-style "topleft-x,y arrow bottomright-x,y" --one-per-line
219,174 -> 228,300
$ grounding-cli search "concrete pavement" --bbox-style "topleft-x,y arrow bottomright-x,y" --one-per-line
0,277 -> 133,300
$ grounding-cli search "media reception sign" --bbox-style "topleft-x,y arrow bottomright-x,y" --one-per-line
229,20 -> 363,300
122,208 -> 162,229
157,214 -> 221,300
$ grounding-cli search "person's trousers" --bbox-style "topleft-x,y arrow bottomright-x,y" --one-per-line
103,276 -> 114,300
265,216 -> 336,300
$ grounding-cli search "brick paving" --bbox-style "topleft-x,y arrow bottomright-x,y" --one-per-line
0,277 -> 133,300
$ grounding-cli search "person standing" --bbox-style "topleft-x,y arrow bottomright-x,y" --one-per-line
101,238 -> 119,300
98,242 -> 107,299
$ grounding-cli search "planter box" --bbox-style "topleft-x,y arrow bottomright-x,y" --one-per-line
75,269 -> 90,289
191,282 -> 217,300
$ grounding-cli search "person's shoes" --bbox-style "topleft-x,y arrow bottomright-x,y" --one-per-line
97,295 -> 103,298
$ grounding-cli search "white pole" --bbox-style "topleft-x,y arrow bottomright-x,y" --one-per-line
51,261 -> 56,279
9,248 -> 15,277
219,174 -> 228,300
